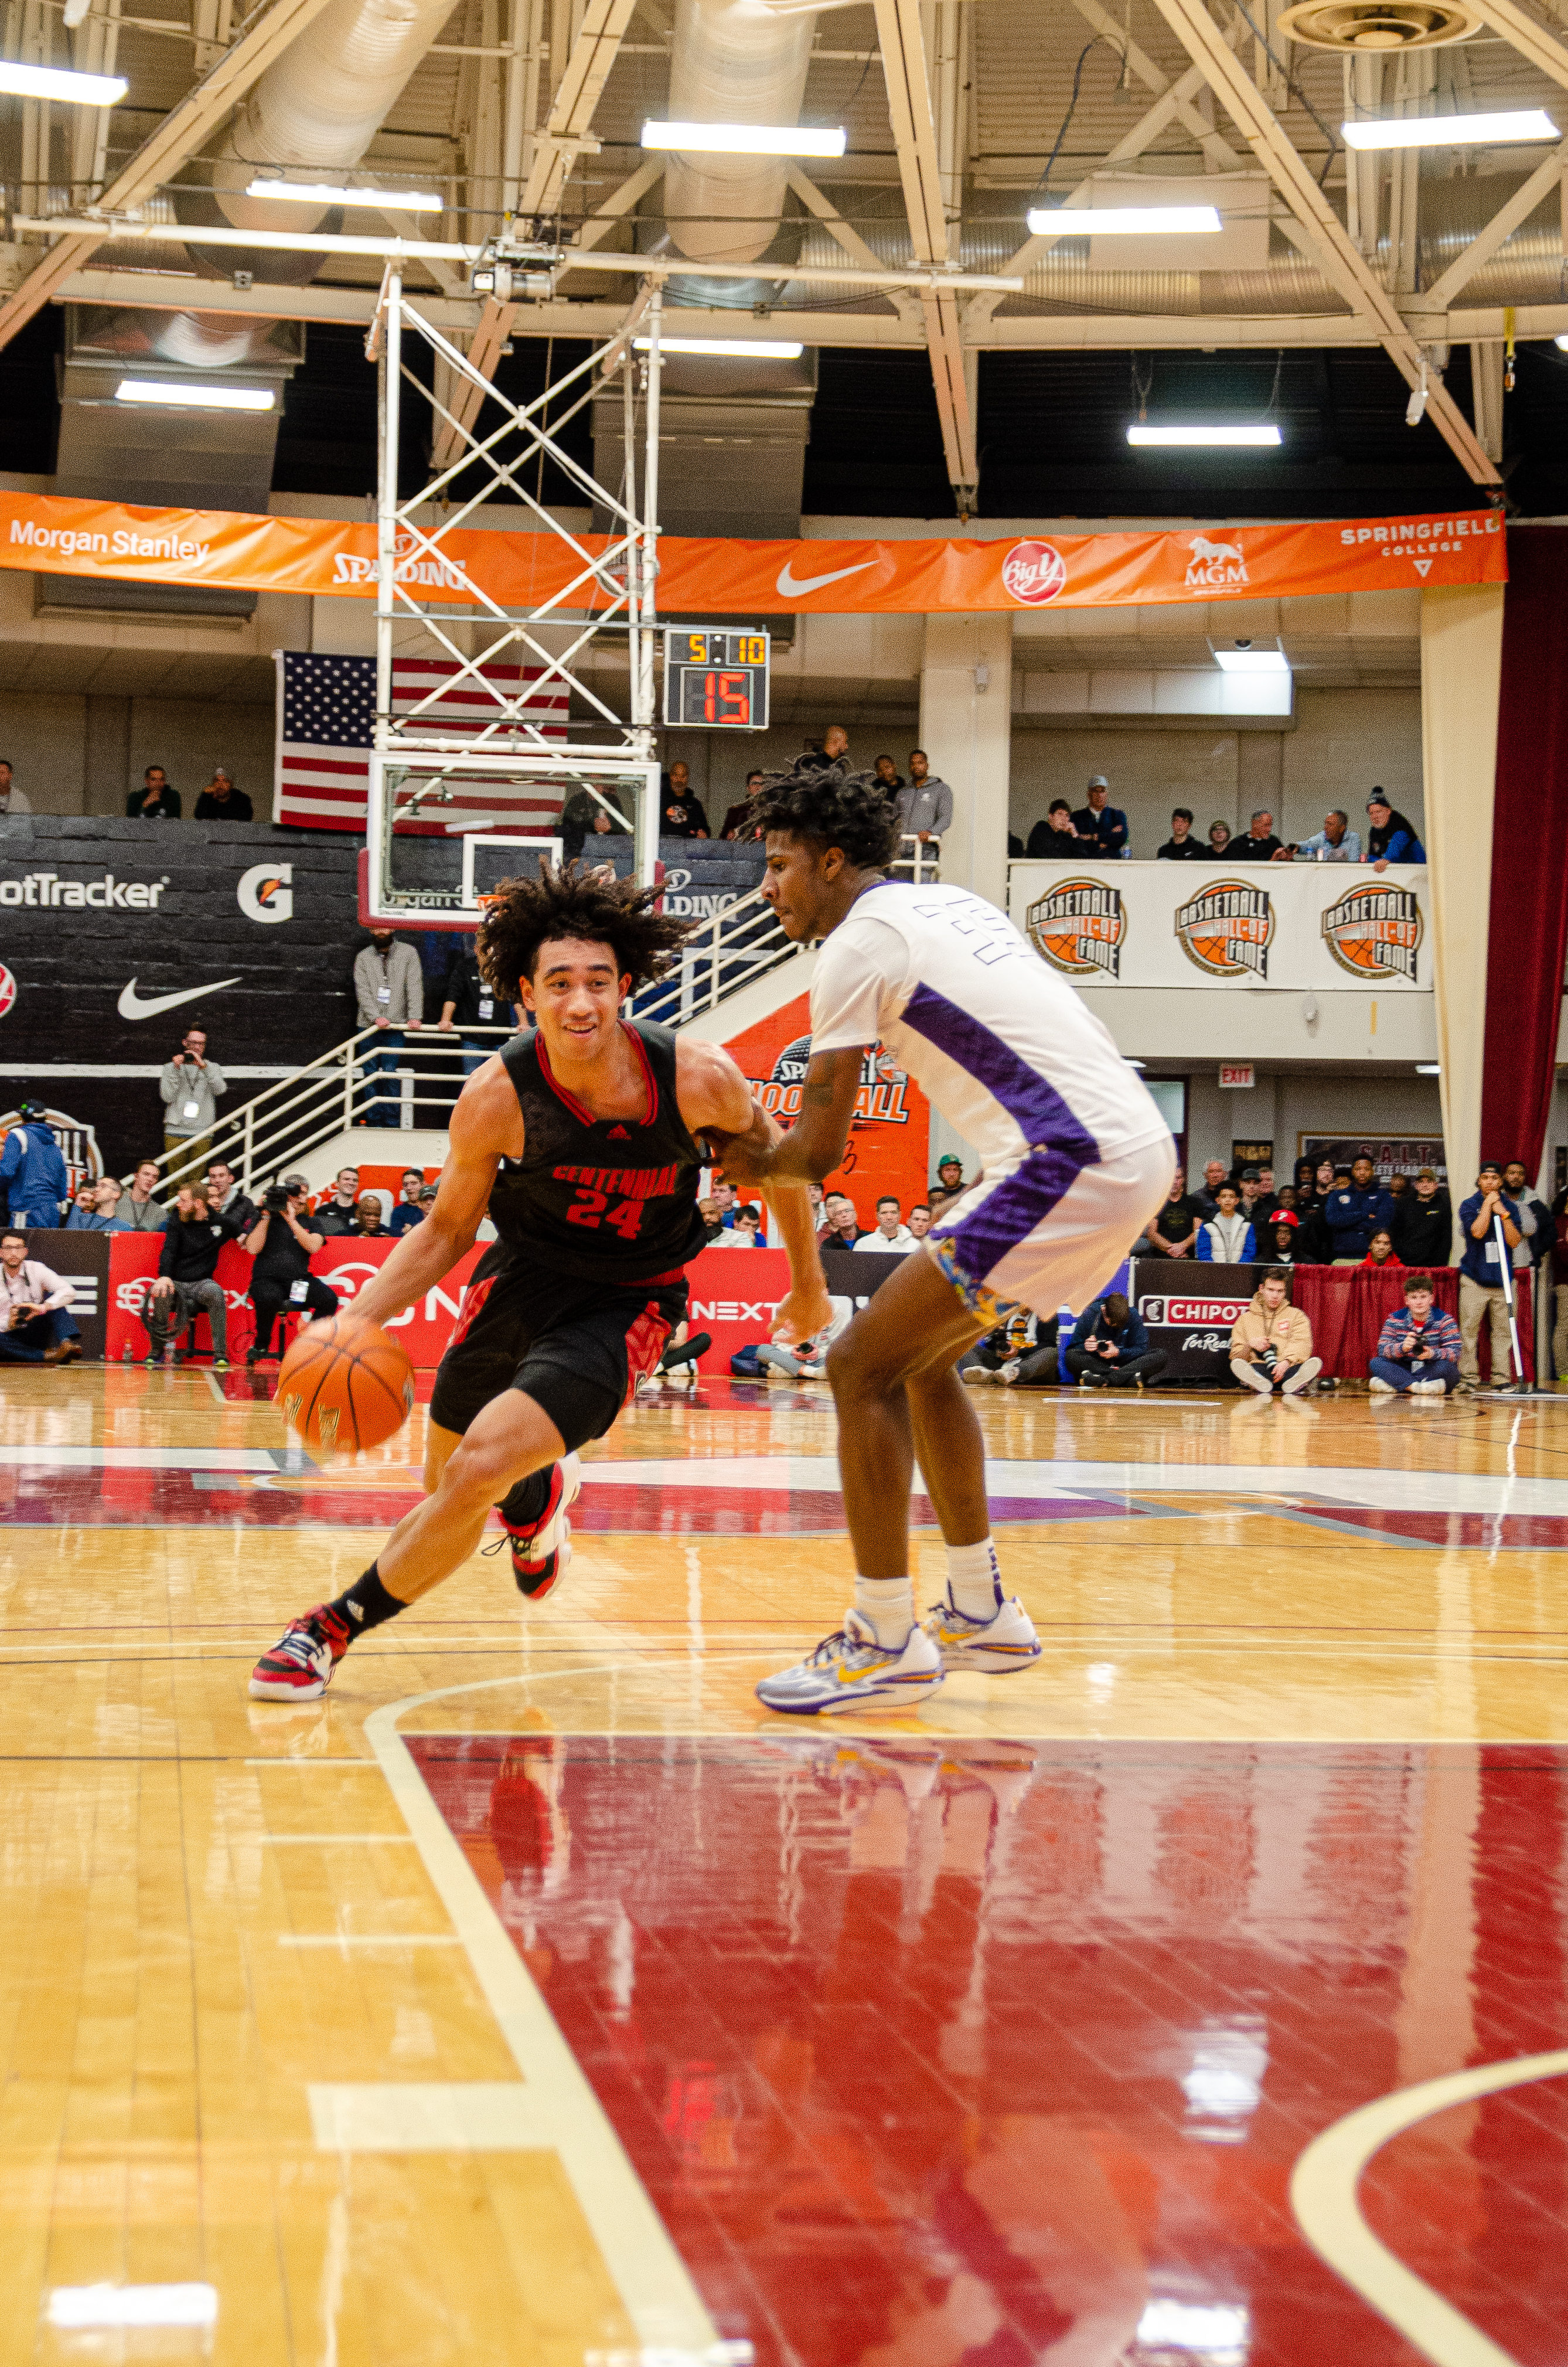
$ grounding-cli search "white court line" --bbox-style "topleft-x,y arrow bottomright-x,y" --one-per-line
0,1444 -> 277,1471
1291,2049 -> 1568,2367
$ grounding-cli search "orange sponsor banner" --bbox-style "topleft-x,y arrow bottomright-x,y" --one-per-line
0,489 -> 1505,613
721,991 -> 930,1229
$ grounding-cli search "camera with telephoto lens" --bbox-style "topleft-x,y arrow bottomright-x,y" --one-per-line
262,1182 -> 291,1215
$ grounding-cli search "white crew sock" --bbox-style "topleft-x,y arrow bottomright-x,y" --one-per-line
853,1575 -> 915,1649
946,1537 -> 1003,1621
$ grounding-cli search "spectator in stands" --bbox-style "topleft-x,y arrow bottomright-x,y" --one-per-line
1504,1161 -> 1552,1281
907,1203 -> 932,1239
1071,776 -> 1129,860
0,759 -> 31,815
1238,1167 -> 1271,1230
1364,792 -> 1425,868
896,752 -> 953,869
1066,1291 -> 1167,1389
1254,1165 -> 1284,1222
660,761 -> 709,839
1025,800 -> 1080,859
127,763 -> 180,820
1269,1212 -> 1304,1263
561,786 -> 630,858
1457,1161 -> 1522,1385
314,1169 -> 362,1236
1233,809 -> 1284,862
1387,1172 -> 1409,1208
1368,1275 -> 1461,1395
1192,1159 -> 1229,1220
1207,820 -> 1232,854
0,1101 -> 68,1228
934,1154 -> 965,1199
720,771 -> 766,840
354,926 -> 424,1127
709,1178 -> 739,1229
1157,809 -> 1205,861
823,1196 -> 863,1249
1362,1228 -> 1403,1270
1144,1167 -> 1200,1257
712,1204 -> 762,1246
203,1159 -> 255,1239
1324,1155 -> 1395,1262
1313,1156 -> 1337,1200
0,1230 -> 81,1363
354,1196 -> 390,1239
854,1195 -> 915,1251
1198,1182 -> 1255,1263
122,1159 -> 167,1233
244,1176 -> 333,1367
1293,1156 -> 1319,1203
389,1170 -> 428,1236
159,1026 -> 226,1176
439,939 -> 521,1074
1393,1168 -> 1451,1266
1229,1269 -> 1319,1396
1279,809 -> 1359,863
1552,1185 -> 1568,1382
142,1185 -> 237,1366
193,768 -> 253,821
67,1178 -> 128,1232
872,755 -> 904,797
785,725 -> 851,787
698,1195 -> 725,1246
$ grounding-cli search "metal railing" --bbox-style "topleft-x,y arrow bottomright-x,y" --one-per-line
633,884 -> 802,1028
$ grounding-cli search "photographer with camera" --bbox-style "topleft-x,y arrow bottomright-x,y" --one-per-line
159,1027 -> 226,1177
243,1175 -> 335,1368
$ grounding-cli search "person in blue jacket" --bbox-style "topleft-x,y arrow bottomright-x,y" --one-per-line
0,1104 -> 69,1229
1324,1154 -> 1396,1261
1064,1292 -> 1167,1387
1364,791 -> 1424,868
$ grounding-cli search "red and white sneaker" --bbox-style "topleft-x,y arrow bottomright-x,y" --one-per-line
500,1452 -> 582,1600
248,1605 -> 351,1700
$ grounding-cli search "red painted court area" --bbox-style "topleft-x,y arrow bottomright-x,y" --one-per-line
414,1735 -> 1568,2367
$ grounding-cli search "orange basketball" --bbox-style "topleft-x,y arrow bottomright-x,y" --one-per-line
275,1316 -> 415,1457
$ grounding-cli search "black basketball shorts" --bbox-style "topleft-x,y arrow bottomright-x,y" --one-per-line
429,1258 -> 689,1453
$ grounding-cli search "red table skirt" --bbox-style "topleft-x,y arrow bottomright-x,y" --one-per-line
1292,1264 -> 1467,1380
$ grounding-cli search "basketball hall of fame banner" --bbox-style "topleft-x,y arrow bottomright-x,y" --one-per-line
1008,861 -> 1430,994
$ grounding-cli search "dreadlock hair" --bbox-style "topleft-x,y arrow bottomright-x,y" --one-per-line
749,764 -> 903,871
476,862 -> 691,998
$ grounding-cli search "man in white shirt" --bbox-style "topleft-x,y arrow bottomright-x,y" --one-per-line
709,771 -> 1172,1715
0,760 -> 32,815
0,1230 -> 82,1362
853,1195 -> 915,1251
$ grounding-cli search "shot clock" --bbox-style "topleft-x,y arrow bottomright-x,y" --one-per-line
662,627 -> 770,729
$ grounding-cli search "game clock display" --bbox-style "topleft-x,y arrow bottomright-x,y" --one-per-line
662,629 -> 769,729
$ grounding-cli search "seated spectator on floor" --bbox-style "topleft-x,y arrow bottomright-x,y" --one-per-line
1325,1155 -> 1395,1263
1233,809 -> 1284,862
1361,1228 -> 1403,1271
0,1230 -> 82,1363
1364,792 -> 1424,869
854,1195 -> 915,1251
1157,808 -> 1205,861
1072,776 -> 1129,860
1207,820 -> 1232,854
933,1155 -> 965,1200
1458,1162 -> 1522,1386
643,1321 -> 715,1390
1393,1167 -> 1451,1266
193,768 -> 253,821
963,1308 -> 1052,1386
1142,1167 -> 1199,1258
388,1170 -> 428,1235
203,1160 -> 256,1240
127,763 -> 180,820
822,1196 -> 863,1249
698,1195 -> 725,1244
906,1203 -> 932,1239
720,771 -> 766,841
314,1168 -> 362,1236
244,1177 -> 333,1367
122,1159 -> 168,1233
354,1196 -> 390,1239
1369,1275 -> 1462,1396
1025,800 -> 1080,860
1065,1292 -> 1167,1389
1198,1183 -> 1255,1264
1229,1269 -> 1320,1396
711,1203 -> 763,1246
142,1185 -> 238,1367
1192,1159 -> 1228,1220
1281,809 -> 1360,863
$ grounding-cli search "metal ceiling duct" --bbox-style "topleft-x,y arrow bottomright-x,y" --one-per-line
661,0 -> 816,296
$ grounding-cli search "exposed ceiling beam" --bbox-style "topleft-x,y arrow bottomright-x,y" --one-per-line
1423,134 -> 1568,309
1469,0 -> 1568,91
784,162 -> 920,324
1144,0 -> 1502,487
0,0 -> 344,351
1069,0 -> 1243,169
873,0 -> 978,509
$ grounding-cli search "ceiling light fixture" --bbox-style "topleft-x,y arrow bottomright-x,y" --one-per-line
640,118 -> 846,156
0,58 -> 126,102
633,335 -> 803,357
1214,646 -> 1290,673
1127,423 -> 1282,446
246,177 -> 442,211
1341,107 -> 1557,149
1026,204 -> 1222,235
115,377 -> 274,410
1416,1064 -> 1441,1075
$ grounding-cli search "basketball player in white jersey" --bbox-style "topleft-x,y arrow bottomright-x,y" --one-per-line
707,772 -> 1174,1714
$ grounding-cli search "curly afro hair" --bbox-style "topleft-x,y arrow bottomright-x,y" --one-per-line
477,862 -> 691,997
749,765 -> 902,871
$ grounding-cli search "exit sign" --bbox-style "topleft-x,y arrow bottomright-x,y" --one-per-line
1219,1063 -> 1255,1089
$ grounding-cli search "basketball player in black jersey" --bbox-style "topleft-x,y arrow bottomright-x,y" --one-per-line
250,868 -> 829,1700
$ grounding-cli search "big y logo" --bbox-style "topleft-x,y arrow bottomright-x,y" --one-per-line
237,862 -> 293,924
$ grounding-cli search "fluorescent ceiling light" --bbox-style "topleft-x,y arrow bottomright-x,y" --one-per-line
1127,422 -> 1281,446
246,177 -> 442,212
0,59 -> 126,102
633,335 -> 803,358
1214,647 -> 1289,673
116,377 -> 274,410
49,2287 -> 218,2330
1341,107 -> 1557,150
1027,204 -> 1221,236
640,118 -> 846,157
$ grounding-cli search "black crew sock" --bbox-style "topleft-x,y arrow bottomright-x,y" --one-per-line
328,1563 -> 408,1636
496,1466 -> 553,1531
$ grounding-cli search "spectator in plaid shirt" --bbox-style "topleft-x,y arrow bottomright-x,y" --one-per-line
1368,1275 -> 1462,1396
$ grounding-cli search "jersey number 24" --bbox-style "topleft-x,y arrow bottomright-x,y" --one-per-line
565,1185 -> 645,1240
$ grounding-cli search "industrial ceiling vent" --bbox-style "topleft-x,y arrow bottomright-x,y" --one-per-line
1277,0 -> 1480,47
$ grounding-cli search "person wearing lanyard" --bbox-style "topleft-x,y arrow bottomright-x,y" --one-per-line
1457,1162 -> 1522,1386
0,1230 -> 83,1362
159,1028 -> 226,1177
353,927 -> 425,1128
439,939 -> 524,1076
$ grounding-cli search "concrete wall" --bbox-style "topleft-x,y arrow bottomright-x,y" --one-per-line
0,691 -> 276,816
1184,1070 -> 1446,1179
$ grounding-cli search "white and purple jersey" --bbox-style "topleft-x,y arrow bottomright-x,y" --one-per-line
809,882 -> 1170,1299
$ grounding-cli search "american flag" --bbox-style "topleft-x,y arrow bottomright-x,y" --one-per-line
273,652 -> 570,833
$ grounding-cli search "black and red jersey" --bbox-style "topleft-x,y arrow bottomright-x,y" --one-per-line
488,1021 -> 710,1283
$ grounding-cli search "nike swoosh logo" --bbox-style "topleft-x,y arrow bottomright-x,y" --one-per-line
775,558 -> 878,599
117,976 -> 242,1021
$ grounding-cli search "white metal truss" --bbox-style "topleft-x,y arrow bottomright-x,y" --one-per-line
360,262 -> 664,927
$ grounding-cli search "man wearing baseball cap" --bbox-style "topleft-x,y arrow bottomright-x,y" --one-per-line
1364,790 -> 1425,870
1071,775 -> 1129,861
